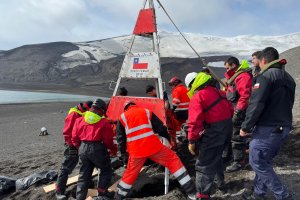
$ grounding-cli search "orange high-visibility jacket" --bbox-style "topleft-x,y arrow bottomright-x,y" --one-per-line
119,106 -> 163,157
172,84 -> 190,112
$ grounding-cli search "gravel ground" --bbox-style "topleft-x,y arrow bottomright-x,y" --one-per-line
0,102 -> 300,200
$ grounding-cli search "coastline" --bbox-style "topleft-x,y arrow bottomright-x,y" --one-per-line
0,83 -> 113,97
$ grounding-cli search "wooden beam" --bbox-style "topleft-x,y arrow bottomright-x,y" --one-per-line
85,174 -> 121,198
43,169 -> 98,193
85,165 -> 151,198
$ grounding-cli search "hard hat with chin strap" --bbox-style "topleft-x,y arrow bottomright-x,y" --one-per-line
185,72 -> 198,89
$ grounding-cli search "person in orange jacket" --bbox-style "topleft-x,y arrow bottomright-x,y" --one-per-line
55,101 -> 92,200
114,101 -> 196,200
169,77 -> 190,141
169,77 -> 190,121
72,99 -> 114,200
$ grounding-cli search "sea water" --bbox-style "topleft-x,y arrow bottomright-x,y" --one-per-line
0,90 -> 107,104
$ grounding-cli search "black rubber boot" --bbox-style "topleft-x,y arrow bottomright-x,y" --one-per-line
226,161 -> 244,172
55,193 -> 67,200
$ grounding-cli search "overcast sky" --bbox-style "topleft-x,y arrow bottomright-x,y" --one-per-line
1,0 -> 300,50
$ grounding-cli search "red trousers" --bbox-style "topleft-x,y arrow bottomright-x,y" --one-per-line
123,146 -> 183,184
116,145 -> 194,197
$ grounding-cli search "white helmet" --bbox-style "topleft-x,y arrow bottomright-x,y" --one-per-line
185,72 -> 198,88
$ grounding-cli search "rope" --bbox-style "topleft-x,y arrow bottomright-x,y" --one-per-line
156,0 -> 226,87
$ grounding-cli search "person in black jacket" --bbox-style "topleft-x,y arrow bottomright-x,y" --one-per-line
240,47 -> 295,200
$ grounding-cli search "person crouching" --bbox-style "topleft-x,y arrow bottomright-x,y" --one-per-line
114,101 -> 196,200
72,99 -> 114,200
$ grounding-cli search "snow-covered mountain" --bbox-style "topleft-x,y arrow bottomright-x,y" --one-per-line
0,31 -> 299,97
60,31 -> 300,69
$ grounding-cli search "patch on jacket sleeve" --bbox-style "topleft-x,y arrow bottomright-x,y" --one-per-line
253,83 -> 260,89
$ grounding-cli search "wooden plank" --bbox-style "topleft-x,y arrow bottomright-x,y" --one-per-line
108,180 -> 120,192
86,165 -> 150,198
85,175 -> 121,198
43,169 -> 98,193
86,189 -> 98,197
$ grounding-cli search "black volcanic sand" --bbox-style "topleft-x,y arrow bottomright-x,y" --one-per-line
1,102 -> 300,200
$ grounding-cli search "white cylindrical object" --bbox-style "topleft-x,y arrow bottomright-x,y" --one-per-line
162,137 -> 170,194
164,168 -> 169,194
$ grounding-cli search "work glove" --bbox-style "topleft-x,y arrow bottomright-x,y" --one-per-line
121,153 -> 129,166
232,109 -> 246,127
67,145 -> 78,156
159,136 -> 171,148
188,143 -> 196,156
171,105 -> 177,112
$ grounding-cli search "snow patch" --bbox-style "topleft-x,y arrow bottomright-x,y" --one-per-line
59,32 -> 300,69
208,61 -> 226,68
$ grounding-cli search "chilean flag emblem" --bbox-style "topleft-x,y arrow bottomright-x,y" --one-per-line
253,83 -> 260,89
133,58 -> 148,69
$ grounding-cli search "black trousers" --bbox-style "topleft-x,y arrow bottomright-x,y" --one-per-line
56,144 -> 79,194
231,126 -> 246,162
76,142 -> 112,200
222,127 -> 233,162
174,110 -> 188,121
195,145 -> 224,196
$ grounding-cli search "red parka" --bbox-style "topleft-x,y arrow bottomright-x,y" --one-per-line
63,107 -> 85,146
188,86 -> 234,142
71,111 -> 114,150
225,69 -> 252,111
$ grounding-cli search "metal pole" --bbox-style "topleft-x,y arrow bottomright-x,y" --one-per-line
162,139 -> 170,194
164,168 -> 169,194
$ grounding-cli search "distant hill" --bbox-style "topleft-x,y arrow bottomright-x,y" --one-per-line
281,46 -> 300,118
0,41 -> 227,96
0,32 -> 299,97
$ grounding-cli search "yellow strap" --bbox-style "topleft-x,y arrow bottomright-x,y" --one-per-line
84,111 -> 105,124
68,107 -> 83,116
227,60 -> 252,85
259,59 -> 281,74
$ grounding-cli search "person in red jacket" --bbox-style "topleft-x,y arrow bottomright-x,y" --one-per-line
185,72 -> 233,199
55,101 -> 92,200
169,77 -> 190,141
72,99 -> 114,200
224,57 -> 253,172
114,101 -> 196,200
